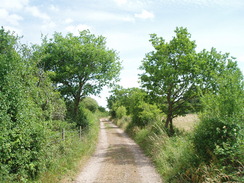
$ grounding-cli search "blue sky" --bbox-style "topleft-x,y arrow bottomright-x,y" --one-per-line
1,0 -> 244,107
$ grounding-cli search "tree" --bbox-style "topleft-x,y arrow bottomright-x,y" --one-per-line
107,87 -> 147,116
139,27 -> 236,134
81,97 -> 98,113
107,87 -> 162,126
139,27 -> 198,134
39,30 -> 121,117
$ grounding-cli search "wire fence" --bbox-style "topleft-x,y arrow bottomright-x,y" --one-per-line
47,126 -> 89,146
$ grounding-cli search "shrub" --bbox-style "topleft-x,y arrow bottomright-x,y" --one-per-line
115,106 -> 127,119
193,117 -> 239,161
132,102 -> 161,127
193,61 -> 244,180
75,105 -> 92,128
81,97 -> 98,113
98,106 -> 106,113
0,28 -> 47,182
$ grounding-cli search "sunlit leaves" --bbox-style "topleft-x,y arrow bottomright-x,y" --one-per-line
139,27 -> 240,134
40,30 -> 121,117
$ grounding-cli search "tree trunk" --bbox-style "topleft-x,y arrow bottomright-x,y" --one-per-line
165,91 -> 172,128
165,114 -> 174,135
165,114 -> 170,128
74,82 -> 83,117
165,89 -> 174,135
74,96 -> 80,116
169,118 -> 174,135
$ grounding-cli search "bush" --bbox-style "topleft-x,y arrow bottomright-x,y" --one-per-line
98,106 -> 106,113
0,28 -> 47,182
193,62 -> 244,180
115,106 -> 127,119
193,117 -> 239,161
132,102 -> 161,127
81,97 -> 98,113
74,105 -> 94,128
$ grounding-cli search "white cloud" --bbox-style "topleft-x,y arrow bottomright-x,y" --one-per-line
159,0 -> 244,8
113,0 -> 152,12
0,8 -> 8,17
0,8 -> 23,25
135,9 -> 154,19
64,18 -> 74,24
85,10 -> 135,22
3,26 -> 22,36
8,14 -> 23,26
25,6 -> 50,20
0,0 -> 29,10
49,5 -> 59,12
65,24 -> 91,35
41,21 -> 56,31
114,0 -> 128,6
119,76 -> 140,88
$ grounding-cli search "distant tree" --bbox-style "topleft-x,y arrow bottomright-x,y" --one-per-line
132,101 -> 161,127
81,97 -> 98,113
139,27 -> 236,134
98,106 -> 106,113
115,106 -> 127,119
107,87 -> 147,116
39,30 -> 121,118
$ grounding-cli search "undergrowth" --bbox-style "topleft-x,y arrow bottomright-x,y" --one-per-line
32,111 -> 101,183
113,116 -> 243,182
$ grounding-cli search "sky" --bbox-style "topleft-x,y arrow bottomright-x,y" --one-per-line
1,0 -> 244,107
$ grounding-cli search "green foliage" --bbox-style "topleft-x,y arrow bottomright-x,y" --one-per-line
37,114 -> 100,183
39,30 -> 121,117
108,87 -> 162,126
0,27 -> 91,182
66,98 -> 100,127
0,27 -> 47,182
193,118 -> 238,160
107,87 -> 147,116
193,61 -> 244,180
139,27 -> 238,134
139,27 -> 199,133
201,61 -> 244,121
74,105 -> 90,128
115,106 -> 127,119
132,102 -> 161,127
98,106 -> 106,113
81,97 -> 99,113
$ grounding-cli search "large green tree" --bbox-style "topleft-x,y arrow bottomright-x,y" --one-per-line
139,27 -> 236,134
40,30 -> 121,116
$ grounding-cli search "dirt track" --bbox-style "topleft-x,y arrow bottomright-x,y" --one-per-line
75,119 -> 162,183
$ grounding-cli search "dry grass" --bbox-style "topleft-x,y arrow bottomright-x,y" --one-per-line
173,114 -> 199,131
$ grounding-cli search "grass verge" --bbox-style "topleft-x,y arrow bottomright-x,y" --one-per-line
33,115 -> 100,183
113,115 -> 242,182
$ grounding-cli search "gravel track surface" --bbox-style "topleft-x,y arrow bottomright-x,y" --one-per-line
75,119 -> 162,183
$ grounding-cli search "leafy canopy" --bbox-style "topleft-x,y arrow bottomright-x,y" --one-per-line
139,27 -> 238,134
40,30 -> 121,99
39,30 -> 121,117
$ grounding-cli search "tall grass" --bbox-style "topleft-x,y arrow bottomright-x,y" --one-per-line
114,114 -> 243,182
33,111 -> 100,183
